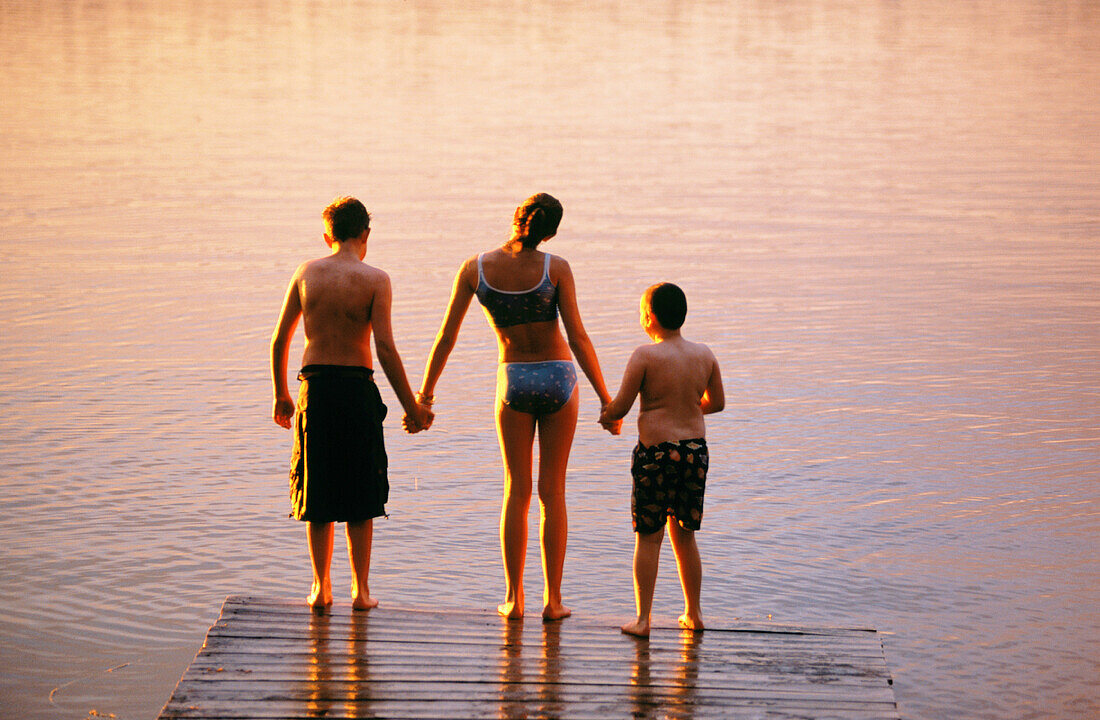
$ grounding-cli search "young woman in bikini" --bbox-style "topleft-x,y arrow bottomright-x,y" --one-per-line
416,193 -> 614,620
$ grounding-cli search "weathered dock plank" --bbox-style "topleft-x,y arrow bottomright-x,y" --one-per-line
160,595 -> 898,719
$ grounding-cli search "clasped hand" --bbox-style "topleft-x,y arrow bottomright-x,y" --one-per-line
402,403 -> 434,434
598,404 -> 622,435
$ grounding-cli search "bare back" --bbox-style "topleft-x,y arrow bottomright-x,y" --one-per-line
470,248 -> 571,362
635,337 -> 718,446
297,254 -> 383,368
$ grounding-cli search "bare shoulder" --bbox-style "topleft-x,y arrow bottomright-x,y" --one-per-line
548,253 -> 572,281
630,342 -> 658,366
686,339 -> 719,367
458,255 -> 479,287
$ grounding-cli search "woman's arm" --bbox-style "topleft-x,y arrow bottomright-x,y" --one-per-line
555,257 -> 612,406
419,258 -> 477,400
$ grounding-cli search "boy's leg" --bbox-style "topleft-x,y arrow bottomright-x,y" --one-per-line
496,400 -> 536,618
622,526 -> 664,637
306,521 -> 335,608
536,389 -> 579,621
346,519 -> 378,610
667,519 -> 704,631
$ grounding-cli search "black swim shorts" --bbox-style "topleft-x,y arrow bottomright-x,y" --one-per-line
630,438 -> 708,535
289,365 -> 389,523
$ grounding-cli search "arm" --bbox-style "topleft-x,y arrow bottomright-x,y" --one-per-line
598,348 -> 647,433
371,271 -> 431,429
419,259 -> 476,400
270,270 -> 303,428
700,352 -> 725,415
555,258 -> 612,406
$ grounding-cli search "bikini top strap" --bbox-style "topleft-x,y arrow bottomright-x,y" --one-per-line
477,253 -> 486,283
542,252 -> 552,280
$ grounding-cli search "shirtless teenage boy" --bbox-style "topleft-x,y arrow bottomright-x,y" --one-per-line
599,283 -> 724,637
271,196 -> 432,610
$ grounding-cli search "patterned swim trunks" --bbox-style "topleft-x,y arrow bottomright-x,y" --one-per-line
631,438 -> 708,535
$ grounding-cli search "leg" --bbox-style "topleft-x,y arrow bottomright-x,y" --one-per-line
496,399 -> 536,618
622,525 -> 664,637
346,520 -> 378,610
306,521 -> 335,608
667,519 -> 704,631
536,388 -> 578,620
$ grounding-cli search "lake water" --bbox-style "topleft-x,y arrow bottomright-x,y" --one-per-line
1,1 -> 1097,718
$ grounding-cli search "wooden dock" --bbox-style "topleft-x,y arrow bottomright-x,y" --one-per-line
159,595 -> 898,719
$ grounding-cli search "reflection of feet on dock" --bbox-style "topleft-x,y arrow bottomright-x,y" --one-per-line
160,596 -> 899,720
497,601 -> 523,619
678,612 -> 704,632
542,603 -> 572,622
621,617 -> 650,638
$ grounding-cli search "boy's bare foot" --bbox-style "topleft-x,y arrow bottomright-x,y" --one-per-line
498,600 -> 524,619
307,580 -> 332,609
542,603 -> 572,622
621,617 -> 651,638
678,612 -> 704,632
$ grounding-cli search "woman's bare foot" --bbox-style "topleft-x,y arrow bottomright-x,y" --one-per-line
542,603 -> 572,622
498,600 -> 524,619
351,586 -> 378,611
678,612 -> 704,632
621,616 -> 651,638
307,579 -> 332,609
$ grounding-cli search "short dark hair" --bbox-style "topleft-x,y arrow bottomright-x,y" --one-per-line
513,193 -> 563,248
644,282 -> 687,330
322,196 -> 371,242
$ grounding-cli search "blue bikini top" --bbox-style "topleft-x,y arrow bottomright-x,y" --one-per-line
476,252 -> 559,328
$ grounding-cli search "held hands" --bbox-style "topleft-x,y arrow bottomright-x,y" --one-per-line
598,403 -> 622,435
402,403 -> 434,434
403,392 -> 435,434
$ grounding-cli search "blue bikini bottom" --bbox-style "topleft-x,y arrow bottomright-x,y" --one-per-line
497,360 -> 577,415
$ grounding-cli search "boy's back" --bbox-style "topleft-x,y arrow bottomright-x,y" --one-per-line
633,336 -> 718,446
296,254 -> 385,369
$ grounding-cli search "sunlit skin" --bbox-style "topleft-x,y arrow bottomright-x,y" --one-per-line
600,288 -> 725,637
271,210 -> 433,609
415,197 -> 613,620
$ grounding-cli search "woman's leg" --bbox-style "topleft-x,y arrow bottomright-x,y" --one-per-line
496,399 -> 537,618
536,388 -> 579,620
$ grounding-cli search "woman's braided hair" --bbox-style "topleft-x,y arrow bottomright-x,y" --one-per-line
513,193 -> 563,248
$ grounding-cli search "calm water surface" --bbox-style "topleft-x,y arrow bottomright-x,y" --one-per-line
1,2 -> 1097,718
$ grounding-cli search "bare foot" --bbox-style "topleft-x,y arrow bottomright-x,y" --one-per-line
307,580 -> 332,609
678,612 -> 704,632
621,617 -> 650,638
498,600 -> 524,619
351,589 -> 378,611
542,603 -> 572,622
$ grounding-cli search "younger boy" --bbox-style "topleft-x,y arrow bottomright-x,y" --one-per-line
599,282 -> 724,637
271,196 -> 432,610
